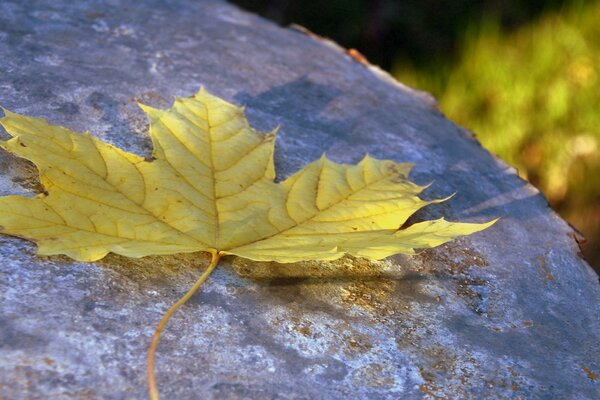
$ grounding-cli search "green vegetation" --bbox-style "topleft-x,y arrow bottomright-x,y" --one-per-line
394,1 -> 600,268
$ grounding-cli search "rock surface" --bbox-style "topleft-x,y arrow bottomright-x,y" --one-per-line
0,1 -> 599,399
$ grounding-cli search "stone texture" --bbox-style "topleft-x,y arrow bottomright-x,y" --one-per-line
0,1 -> 599,399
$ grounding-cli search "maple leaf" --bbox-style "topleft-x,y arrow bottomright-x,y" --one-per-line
0,88 -> 495,399
0,88 -> 493,262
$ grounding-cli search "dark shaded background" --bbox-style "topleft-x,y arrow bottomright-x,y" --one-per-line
230,0 -> 576,71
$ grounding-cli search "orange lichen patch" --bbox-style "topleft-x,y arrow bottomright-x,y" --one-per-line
343,332 -> 373,357
281,316 -> 313,338
340,280 -> 396,314
427,345 -> 458,373
506,367 -> 525,392
522,320 -> 534,327
581,365 -> 598,381
297,325 -> 311,337
410,343 -> 529,399
418,378 -> 444,399
416,243 -> 489,276
351,363 -> 397,389
535,256 -> 556,282
269,314 -> 373,358
415,348 -> 469,398
42,357 -> 55,366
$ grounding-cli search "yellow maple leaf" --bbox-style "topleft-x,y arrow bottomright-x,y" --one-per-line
0,88 -> 495,399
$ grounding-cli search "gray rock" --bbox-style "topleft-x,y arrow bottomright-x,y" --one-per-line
0,1 -> 599,399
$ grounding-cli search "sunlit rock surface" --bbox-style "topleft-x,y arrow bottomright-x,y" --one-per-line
0,1 -> 599,399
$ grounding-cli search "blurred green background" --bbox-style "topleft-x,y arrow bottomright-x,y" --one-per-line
231,0 -> 600,271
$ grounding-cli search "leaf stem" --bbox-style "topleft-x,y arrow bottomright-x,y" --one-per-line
147,251 -> 221,400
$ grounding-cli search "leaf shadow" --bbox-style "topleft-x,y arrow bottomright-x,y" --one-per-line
94,250 -> 443,309
230,255 -> 411,284
228,254 -> 446,307
96,251 -> 423,287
